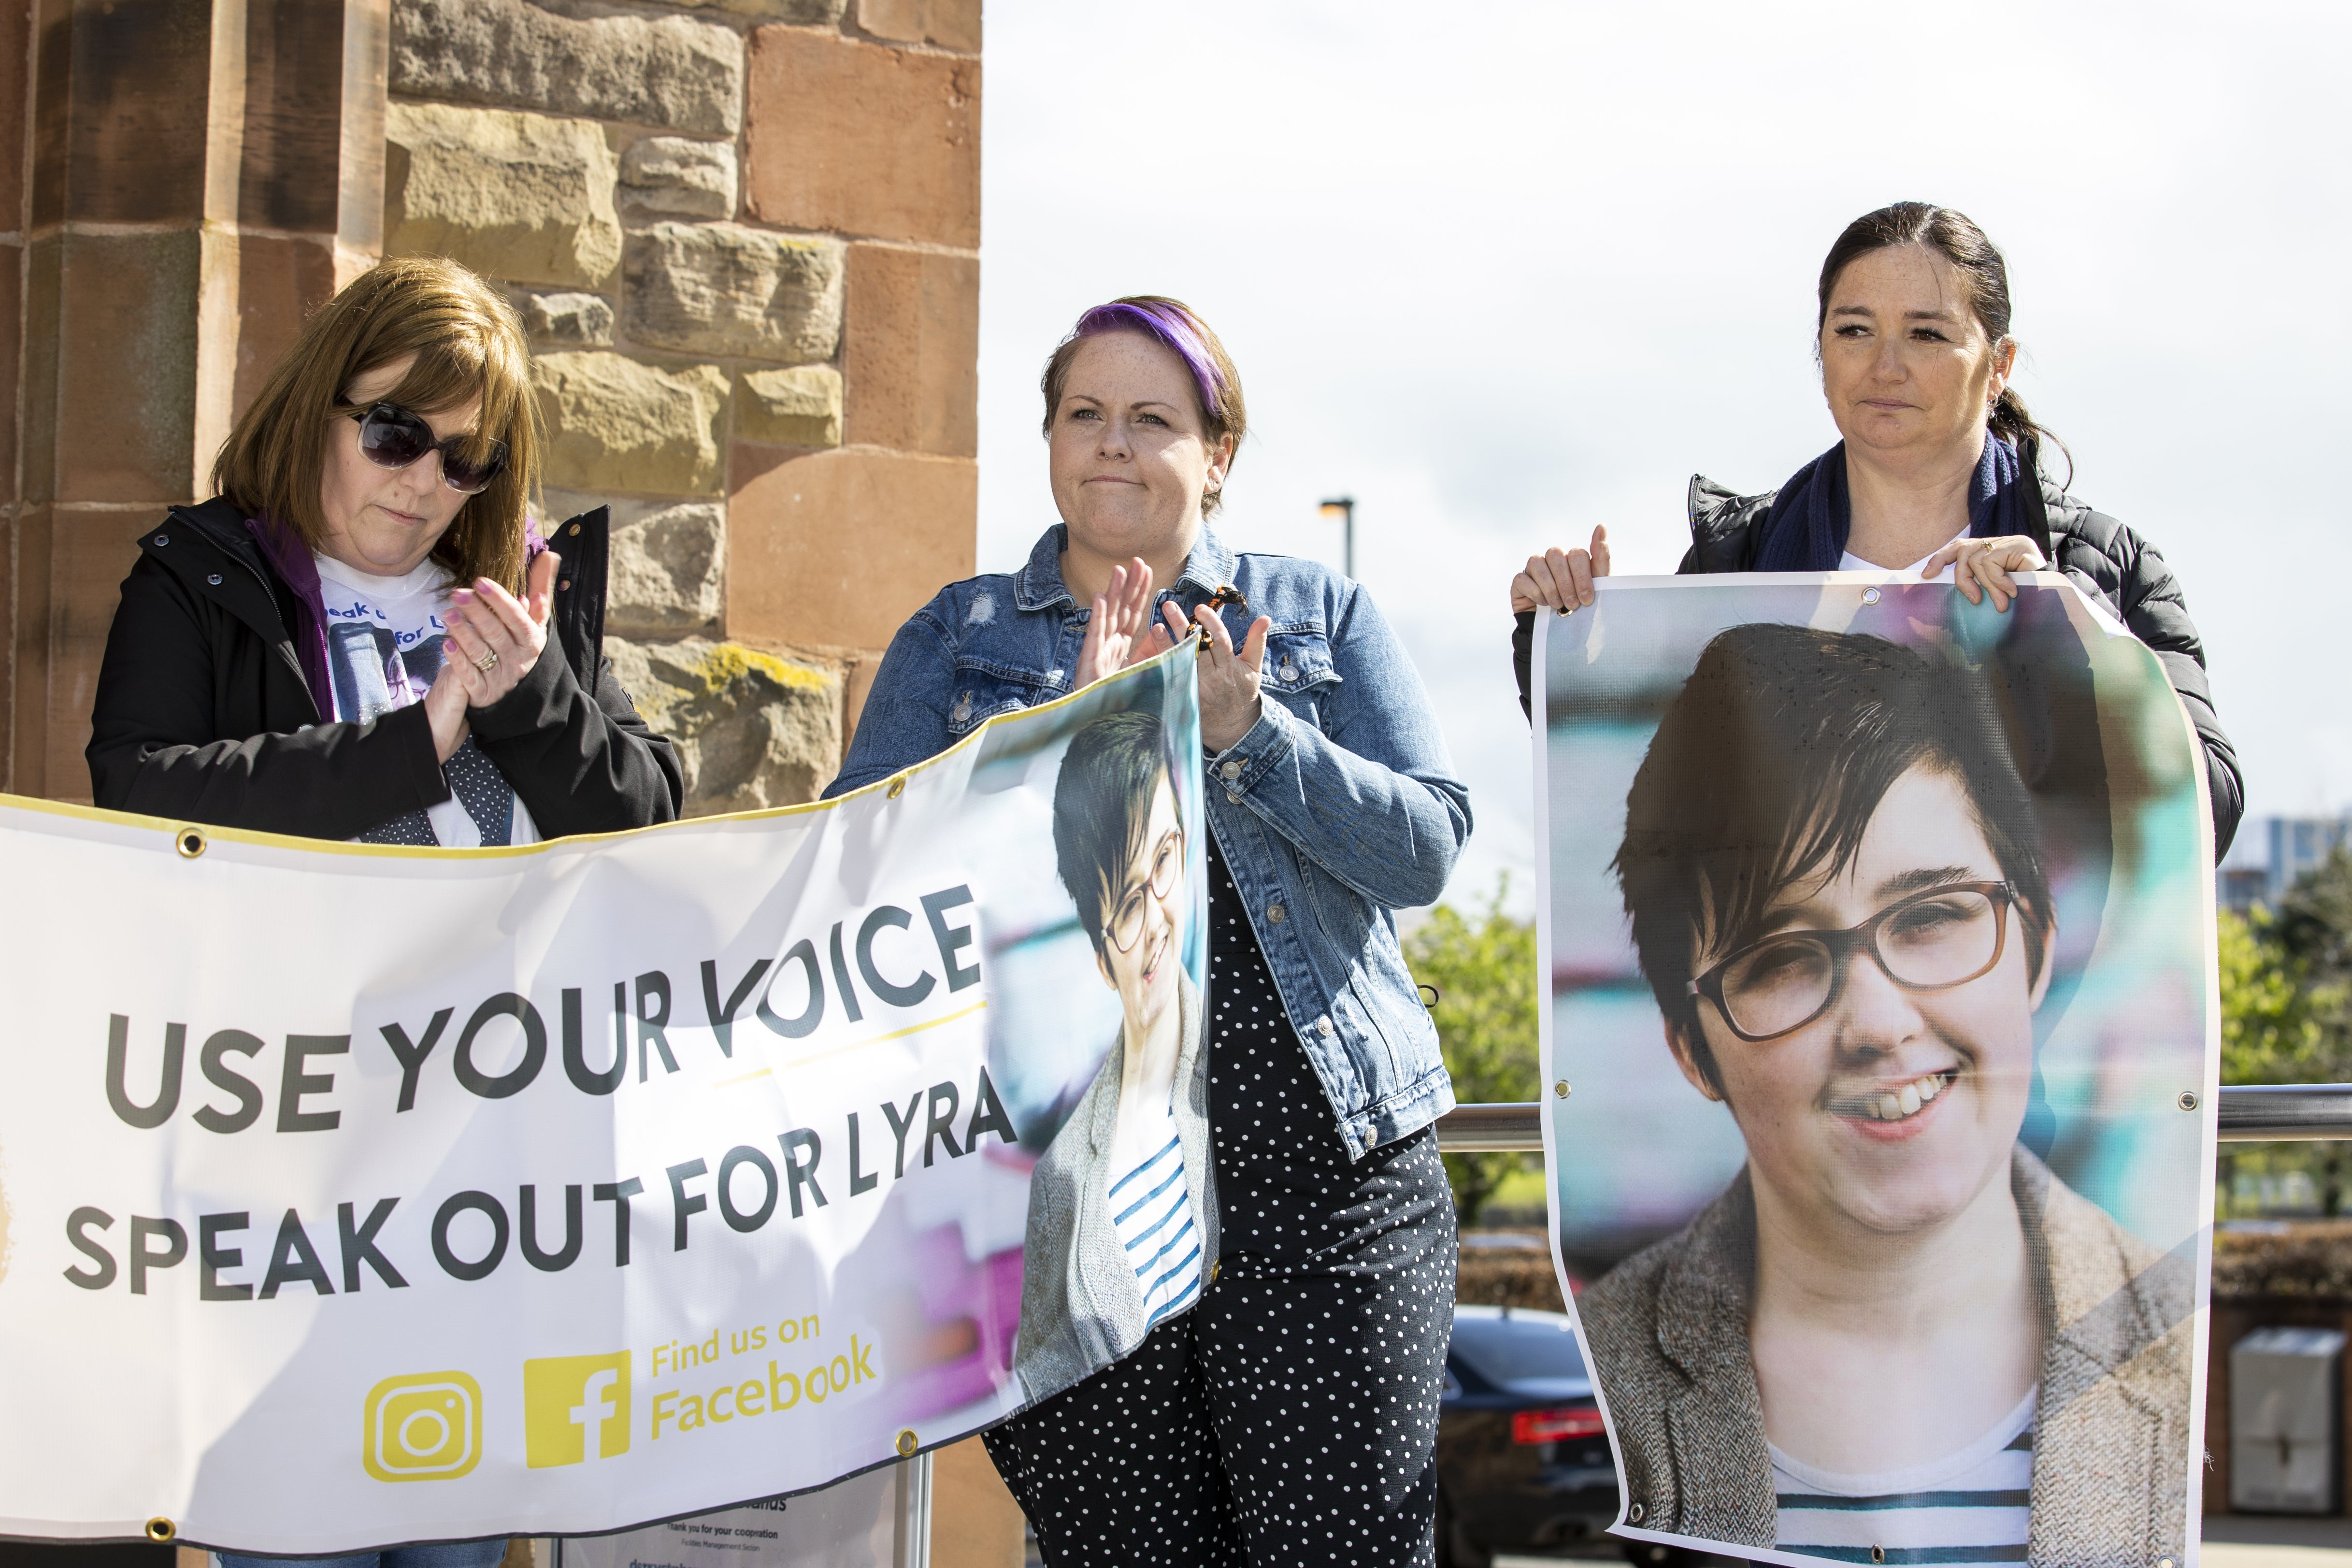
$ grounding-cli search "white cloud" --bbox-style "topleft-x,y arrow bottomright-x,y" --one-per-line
979,1 -> 2352,910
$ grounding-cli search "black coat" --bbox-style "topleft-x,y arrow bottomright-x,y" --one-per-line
1512,472 -> 2244,860
86,496 -> 683,841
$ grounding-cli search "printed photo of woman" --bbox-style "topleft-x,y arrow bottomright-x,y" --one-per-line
1010,709 -> 1215,1404
1575,622 -> 2193,1568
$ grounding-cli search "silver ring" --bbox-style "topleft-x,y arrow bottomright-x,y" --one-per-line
473,650 -> 498,673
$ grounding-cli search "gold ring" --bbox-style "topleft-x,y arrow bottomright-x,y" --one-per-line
473,650 -> 498,672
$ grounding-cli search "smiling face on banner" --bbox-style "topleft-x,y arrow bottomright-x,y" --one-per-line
1538,581 -> 2215,1568
1092,774 -> 1188,1044
1678,763 -> 2052,1243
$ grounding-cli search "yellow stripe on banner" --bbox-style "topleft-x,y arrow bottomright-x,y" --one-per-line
717,998 -> 992,1088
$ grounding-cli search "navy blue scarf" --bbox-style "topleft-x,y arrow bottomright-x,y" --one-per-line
1753,432 -> 2025,573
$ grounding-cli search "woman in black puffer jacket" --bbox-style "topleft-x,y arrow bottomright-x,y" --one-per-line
89,255 -> 680,849
1511,201 -> 2241,857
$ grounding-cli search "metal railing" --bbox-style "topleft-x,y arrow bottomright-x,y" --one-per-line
1433,1084 -> 2352,1152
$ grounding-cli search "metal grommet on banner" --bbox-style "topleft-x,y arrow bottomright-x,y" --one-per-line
1862,587 -> 1881,605
1627,1501 -> 1644,1524
1554,1080 -> 1572,1099
894,1429 -> 918,1458
1870,1548 -> 1885,1566
887,777 -> 905,799
174,827 -> 207,860
145,1519 -> 176,1544
1555,604 -> 1573,617
2178,1090 -> 2200,1112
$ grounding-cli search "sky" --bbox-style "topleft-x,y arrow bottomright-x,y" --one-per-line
975,0 -> 2352,914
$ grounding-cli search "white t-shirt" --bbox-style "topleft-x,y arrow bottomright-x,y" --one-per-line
1104,1098 -> 1203,1331
314,554 -> 539,849
1771,1388 -> 2035,1563
1838,529 -> 1966,584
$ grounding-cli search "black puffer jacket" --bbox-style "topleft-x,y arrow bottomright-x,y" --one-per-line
1513,473 -> 2243,859
86,495 -> 683,841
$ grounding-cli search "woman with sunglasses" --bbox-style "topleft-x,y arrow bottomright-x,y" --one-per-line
88,255 -> 680,846
1508,201 -> 2241,858
1579,623 -> 2190,1566
825,297 -> 1467,1566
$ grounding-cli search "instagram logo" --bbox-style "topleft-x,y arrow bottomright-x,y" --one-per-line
362,1371 -> 483,1482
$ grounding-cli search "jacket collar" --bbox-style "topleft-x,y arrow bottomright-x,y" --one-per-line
1013,524 -> 1239,613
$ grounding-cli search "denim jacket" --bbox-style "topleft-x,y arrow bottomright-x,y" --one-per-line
825,524 -> 1469,1156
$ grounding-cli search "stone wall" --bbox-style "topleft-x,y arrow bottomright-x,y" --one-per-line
384,0 -> 981,812
1,0 -> 978,811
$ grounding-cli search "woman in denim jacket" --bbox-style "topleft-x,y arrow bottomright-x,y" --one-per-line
824,297 -> 1467,1566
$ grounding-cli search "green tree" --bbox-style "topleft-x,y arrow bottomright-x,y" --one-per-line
2220,883 -> 2352,1218
2219,906 -> 2337,1086
2275,845 -> 2352,981
1404,877 -> 1539,1226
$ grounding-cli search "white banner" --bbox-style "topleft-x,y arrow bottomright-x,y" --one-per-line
0,649 -> 1205,1554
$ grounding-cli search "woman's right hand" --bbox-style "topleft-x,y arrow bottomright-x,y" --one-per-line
423,647 -> 489,762
1510,525 -> 1611,612
1074,556 -> 1168,691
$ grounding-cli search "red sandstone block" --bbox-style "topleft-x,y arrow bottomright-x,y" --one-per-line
31,0 -> 212,227
0,0 -> 29,228
12,503 -> 51,796
0,242 -> 20,507
46,504 -> 144,801
845,244 -> 977,459
46,229 -> 201,505
745,30 -> 978,250
233,232 -> 339,420
727,446 -> 975,651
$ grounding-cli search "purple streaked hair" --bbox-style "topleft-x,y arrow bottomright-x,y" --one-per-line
1040,295 -> 1248,516
1070,301 -> 1226,423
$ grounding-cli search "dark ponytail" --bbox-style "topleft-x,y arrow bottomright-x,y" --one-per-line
1818,202 -> 2072,488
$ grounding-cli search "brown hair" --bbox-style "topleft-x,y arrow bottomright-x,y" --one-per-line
1039,295 -> 1247,518
1817,203 -> 2069,483
212,256 -> 540,590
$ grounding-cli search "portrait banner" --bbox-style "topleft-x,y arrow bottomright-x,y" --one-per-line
1534,574 -> 2219,1568
0,645 -> 1208,1554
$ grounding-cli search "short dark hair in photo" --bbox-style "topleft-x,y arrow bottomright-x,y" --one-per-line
1053,711 -> 1180,956
1613,624 -> 2054,1092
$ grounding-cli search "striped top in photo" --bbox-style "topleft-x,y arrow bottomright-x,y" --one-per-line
1769,1389 -> 2035,1564
1106,1108 -> 1202,1330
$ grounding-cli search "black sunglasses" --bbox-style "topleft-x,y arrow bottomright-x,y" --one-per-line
344,402 -> 508,495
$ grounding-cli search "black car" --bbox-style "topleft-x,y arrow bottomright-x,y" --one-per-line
1435,1303 -> 1622,1564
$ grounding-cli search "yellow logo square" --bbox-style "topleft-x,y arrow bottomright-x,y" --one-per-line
362,1371 -> 483,1483
524,1351 -> 631,1467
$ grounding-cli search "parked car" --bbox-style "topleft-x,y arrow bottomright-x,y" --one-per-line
1435,1303 -> 1622,1565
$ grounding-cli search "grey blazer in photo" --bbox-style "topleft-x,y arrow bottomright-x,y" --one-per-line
1576,1145 -> 2194,1568
1010,971 -> 1218,1406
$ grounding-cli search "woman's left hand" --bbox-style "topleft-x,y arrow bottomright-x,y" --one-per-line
1924,534 -> 2046,612
1163,601 -> 1271,753
445,549 -> 558,707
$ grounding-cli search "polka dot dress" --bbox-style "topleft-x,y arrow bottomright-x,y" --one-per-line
359,740 -> 515,846
986,831 -> 1457,1567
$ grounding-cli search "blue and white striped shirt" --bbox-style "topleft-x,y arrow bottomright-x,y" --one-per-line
1770,1390 -> 2035,1564
1106,1111 -> 1202,1329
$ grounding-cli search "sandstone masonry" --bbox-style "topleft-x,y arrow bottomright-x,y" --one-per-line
375,0 -> 980,812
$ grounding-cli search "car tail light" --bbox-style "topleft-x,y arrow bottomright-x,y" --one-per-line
1512,1406 -> 1606,1444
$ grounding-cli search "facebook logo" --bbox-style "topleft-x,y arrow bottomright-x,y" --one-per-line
523,1352 -> 631,1467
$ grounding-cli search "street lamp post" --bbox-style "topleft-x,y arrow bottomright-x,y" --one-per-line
1319,497 -> 1356,580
